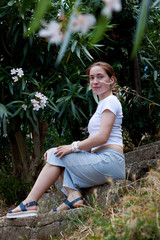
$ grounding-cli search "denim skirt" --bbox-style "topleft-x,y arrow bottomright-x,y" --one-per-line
47,148 -> 125,196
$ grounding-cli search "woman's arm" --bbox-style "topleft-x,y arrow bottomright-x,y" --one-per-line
54,109 -> 115,158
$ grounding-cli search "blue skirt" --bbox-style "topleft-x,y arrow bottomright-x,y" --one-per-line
47,148 -> 125,196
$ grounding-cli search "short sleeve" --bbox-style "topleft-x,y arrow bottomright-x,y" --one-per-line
98,95 -> 120,115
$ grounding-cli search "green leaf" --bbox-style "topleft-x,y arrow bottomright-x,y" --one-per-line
27,0 -> 51,35
71,40 -> 78,52
77,107 -> 87,119
56,96 -> 68,103
8,82 -> 13,95
11,107 -> 22,118
71,100 -> 77,118
23,43 -> 28,57
30,78 -> 40,87
0,104 -> 8,118
7,0 -> 15,6
92,92 -> 99,104
7,101 -> 24,106
26,109 -> 30,119
21,0 -> 34,14
31,109 -> 37,122
28,116 -> 38,134
48,100 -> 59,112
22,78 -> 26,90
0,76 -> 5,82
131,0 -> 151,59
81,45 -> 94,60
20,110 -> 24,119
76,45 -> 81,59
58,102 -> 67,118
47,103 -> 58,112
154,70 -> 158,81
3,116 -> 7,136
90,15 -> 110,44
55,0 -> 81,65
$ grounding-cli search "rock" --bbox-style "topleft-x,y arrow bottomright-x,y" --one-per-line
126,159 -> 160,180
125,141 -> 160,164
0,208 -> 86,240
82,180 -> 132,209
1,141 -> 160,240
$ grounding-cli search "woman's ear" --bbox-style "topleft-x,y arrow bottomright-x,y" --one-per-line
110,76 -> 115,84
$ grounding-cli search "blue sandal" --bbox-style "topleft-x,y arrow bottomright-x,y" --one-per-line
6,201 -> 38,218
53,197 -> 83,212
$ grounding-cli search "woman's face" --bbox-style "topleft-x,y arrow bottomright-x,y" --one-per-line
89,66 -> 114,100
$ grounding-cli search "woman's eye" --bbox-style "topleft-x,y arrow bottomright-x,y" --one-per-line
97,75 -> 103,79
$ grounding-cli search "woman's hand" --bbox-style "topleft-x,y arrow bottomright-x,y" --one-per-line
54,144 -> 73,159
44,147 -> 56,162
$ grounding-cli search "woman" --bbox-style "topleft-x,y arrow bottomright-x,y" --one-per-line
7,61 -> 125,218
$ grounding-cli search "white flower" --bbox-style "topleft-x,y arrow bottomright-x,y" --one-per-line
22,104 -> 27,111
39,21 -> 63,44
31,92 -> 48,111
35,92 -> 43,99
102,0 -> 122,16
12,76 -> 19,82
31,99 -> 39,104
11,68 -> 17,75
40,102 -> 46,109
16,68 -> 24,78
33,104 -> 41,111
71,14 -> 96,34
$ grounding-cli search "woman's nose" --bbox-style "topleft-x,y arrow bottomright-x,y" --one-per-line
92,77 -> 98,83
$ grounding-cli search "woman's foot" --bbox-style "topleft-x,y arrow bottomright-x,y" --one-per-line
6,201 -> 38,218
52,191 -> 84,212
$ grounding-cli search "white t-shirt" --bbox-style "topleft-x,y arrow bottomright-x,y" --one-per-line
88,95 -> 123,152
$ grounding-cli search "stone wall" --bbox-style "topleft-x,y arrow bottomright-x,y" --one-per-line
0,141 -> 160,240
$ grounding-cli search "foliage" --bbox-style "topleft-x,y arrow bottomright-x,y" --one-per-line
58,165 -> 160,240
0,161 -> 31,205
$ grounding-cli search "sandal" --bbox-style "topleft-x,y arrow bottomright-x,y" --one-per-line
6,201 -> 38,218
53,196 -> 83,212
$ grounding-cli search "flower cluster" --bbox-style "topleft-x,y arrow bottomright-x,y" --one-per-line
10,68 -> 24,82
102,0 -> 122,16
38,13 -> 96,45
39,20 -> 64,44
31,92 -> 48,111
38,0 -> 122,45
71,14 -> 96,34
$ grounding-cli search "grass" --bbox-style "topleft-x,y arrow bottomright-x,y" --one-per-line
55,163 -> 160,240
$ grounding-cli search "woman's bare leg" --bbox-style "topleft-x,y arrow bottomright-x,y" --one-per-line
56,169 -> 84,212
11,163 -> 62,212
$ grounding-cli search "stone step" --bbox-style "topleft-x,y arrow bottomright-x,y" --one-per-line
0,141 -> 160,240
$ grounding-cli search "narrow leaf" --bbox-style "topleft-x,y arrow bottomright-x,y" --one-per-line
27,0 -> 50,35
71,100 -> 77,118
131,0 -> 151,59
0,104 -> 8,118
154,70 -> 158,81
90,15 -> 110,44
9,82 -> 13,95
11,107 -> 22,117
55,0 -> 81,65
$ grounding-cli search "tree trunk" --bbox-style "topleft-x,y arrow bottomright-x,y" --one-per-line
8,132 -> 25,180
14,129 -> 30,180
129,54 -> 142,98
128,54 -> 144,146
30,119 -> 49,180
8,119 -> 49,184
